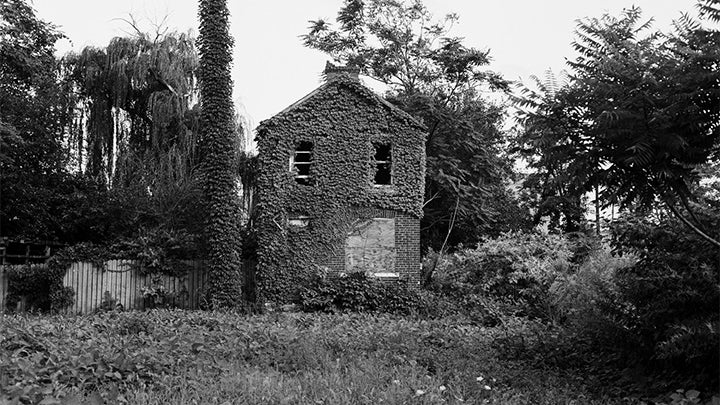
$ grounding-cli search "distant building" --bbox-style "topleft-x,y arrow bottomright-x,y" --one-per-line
254,63 -> 426,300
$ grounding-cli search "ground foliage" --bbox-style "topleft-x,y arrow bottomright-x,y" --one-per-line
0,310 -> 656,405
255,75 -> 425,302
427,229 -> 719,400
296,271 -> 421,314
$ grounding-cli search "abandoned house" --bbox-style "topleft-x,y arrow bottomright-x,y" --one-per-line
254,63 -> 427,300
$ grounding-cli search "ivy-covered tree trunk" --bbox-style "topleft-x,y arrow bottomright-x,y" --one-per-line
198,0 -> 243,307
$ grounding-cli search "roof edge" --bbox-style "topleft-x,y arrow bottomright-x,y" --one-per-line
258,77 -> 426,131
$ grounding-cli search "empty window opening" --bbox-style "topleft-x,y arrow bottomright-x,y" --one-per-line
291,141 -> 314,185
373,142 -> 392,185
288,215 -> 311,227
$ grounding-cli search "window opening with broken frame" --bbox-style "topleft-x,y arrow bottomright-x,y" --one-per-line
373,142 -> 392,185
291,141 -> 314,185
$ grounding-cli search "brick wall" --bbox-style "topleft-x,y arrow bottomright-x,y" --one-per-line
320,207 -> 420,285
395,212 -> 421,286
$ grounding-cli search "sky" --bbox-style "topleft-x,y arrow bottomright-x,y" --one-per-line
34,0 -> 700,130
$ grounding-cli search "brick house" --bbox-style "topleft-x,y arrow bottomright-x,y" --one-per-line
254,63 -> 426,300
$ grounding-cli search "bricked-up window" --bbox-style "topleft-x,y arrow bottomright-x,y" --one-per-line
291,141 -> 313,185
373,142 -> 391,185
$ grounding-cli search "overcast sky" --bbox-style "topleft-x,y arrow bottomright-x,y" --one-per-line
34,0 -> 700,129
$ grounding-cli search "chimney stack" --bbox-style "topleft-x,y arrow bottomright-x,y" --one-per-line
323,61 -> 360,81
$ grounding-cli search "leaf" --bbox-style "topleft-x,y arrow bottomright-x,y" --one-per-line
85,392 -> 103,405
60,395 -> 83,405
685,390 -> 700,399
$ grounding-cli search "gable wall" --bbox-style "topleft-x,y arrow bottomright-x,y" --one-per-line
255,79 -> 425,302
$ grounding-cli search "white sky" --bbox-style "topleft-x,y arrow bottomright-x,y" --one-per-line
34,0 -> 699,130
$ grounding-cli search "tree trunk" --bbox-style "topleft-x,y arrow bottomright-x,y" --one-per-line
595,184 -> 601,236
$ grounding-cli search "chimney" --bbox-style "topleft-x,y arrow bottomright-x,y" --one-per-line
323,61 -> 360,81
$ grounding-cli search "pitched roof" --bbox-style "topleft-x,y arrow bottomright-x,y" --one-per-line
258,75 -> 426,131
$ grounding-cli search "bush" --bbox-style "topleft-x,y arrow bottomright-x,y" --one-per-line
5,264 -> 53,312
297,271 -> 420,314
421,226 -> 719,396
549,248 -> 637,334
612,212 -> 720,389
426,231 -> 576,321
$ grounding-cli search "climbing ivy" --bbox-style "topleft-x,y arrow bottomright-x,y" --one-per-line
197,0 -> 243,307
5,236 -> 201,313
255,74 -> 426,303
6,243 -> 113,312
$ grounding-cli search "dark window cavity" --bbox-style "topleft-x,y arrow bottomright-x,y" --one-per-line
291,141 -> 313,185
373,142 -> 392,185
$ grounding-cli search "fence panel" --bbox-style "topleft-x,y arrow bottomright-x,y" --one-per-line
62,260 -> 207,314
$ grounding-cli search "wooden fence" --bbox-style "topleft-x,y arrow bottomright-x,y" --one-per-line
0,260 -> 208,314
63,260 -> 208,314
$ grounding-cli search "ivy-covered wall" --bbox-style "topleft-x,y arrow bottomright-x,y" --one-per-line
255,74 -> 426,302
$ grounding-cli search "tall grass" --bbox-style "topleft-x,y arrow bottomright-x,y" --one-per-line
1,310 -> 616,404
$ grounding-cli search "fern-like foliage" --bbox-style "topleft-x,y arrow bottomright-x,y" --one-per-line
515,5 -> 720,243
697,0 -> 720,22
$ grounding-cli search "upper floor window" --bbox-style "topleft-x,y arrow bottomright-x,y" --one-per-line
373,142 -> 392,186
290,141 -> 313,185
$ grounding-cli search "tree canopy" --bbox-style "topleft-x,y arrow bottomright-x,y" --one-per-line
516,5 -> 720,244
304,0 -> 529,252
0,0 -> 80,240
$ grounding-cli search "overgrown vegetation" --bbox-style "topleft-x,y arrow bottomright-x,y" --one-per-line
255,75 -> 426,302
0,310 -> 668,405
296,271 -> 421,314
197,0 -> 245,307
2,0 -> 719,402
423,227 -> 718,398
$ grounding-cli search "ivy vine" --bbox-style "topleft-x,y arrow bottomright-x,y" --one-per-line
197,0 -> 244,308
255,74 -> 426,303
5,233 -> 201,313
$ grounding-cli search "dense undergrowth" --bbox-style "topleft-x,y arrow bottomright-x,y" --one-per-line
0,310 -> 635,405
423,228 -> 718,399
2,221 -> 717,404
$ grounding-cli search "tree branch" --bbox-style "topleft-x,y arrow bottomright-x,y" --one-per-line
424,194 -> 460,286
663,197 -> 720,248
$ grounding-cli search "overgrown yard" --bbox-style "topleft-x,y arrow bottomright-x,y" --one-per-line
3,310 -> 620,405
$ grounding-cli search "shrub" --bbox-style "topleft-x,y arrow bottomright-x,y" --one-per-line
5,264 -> 53,312
297,271 -> 419,314
426,231 -> 576,321
612,212 -> 720,389
549,248 -> 637,333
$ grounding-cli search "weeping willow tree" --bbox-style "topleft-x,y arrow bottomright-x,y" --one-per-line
64,29 -> 218,240
198,0 -> 244,307
66,29 -> 200,185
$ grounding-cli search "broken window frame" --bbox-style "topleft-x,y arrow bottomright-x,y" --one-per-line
290,141 -> 314,185
372,141 -> 392,186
